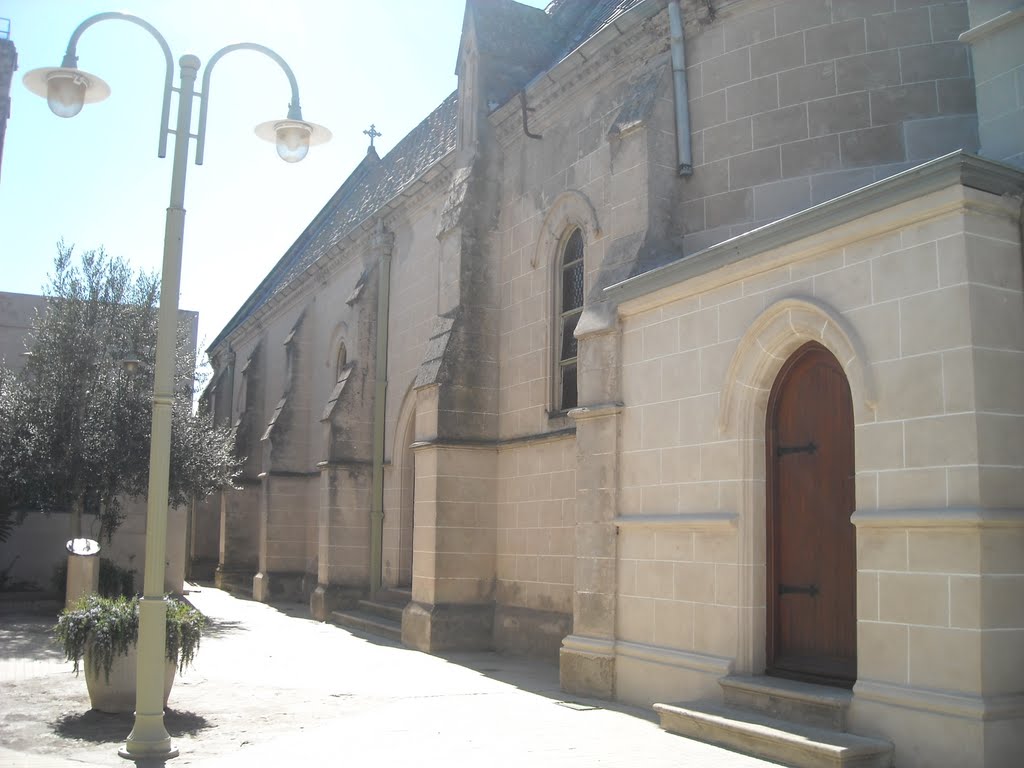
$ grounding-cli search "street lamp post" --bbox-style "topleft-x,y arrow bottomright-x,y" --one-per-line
24,12 -> 330,761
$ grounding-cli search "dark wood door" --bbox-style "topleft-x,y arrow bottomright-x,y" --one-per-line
767,342 -> 856,685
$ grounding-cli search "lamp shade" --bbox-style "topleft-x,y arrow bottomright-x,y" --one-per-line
23,67 -> 111,118
255,118 -> 331,163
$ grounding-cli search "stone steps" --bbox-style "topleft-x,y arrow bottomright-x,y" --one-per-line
329,587 -> 410,643
355,598 -> 404,623
331,609 -> 402,642
655,675 -> 892,768
655,701 -> 893,768
721,675 -> 852,731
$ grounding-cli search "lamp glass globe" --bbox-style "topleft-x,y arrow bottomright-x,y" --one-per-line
275,122 -> 311,163
46,72 -> 88,118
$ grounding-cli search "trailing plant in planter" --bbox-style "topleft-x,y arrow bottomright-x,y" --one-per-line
55,593 -> 204,683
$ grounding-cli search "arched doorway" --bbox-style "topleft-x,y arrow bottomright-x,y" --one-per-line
766,341 -> 856,686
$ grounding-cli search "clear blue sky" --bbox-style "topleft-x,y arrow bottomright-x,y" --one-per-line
0,0 -> 547,360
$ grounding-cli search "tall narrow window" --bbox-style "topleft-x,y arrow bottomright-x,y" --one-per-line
557,228 -> 584,411
335,342 -> 348,381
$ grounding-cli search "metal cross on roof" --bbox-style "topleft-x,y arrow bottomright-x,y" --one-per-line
363,124 -> 382,148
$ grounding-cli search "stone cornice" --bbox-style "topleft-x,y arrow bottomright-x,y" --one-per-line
607,152 -> 1024,314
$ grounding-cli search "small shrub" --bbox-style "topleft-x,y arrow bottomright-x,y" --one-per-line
54,594 -> 205,683
98,559 -> 135,598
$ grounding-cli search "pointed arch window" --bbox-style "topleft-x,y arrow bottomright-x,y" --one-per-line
556,228 -> 584,411
335,341 -> 348,381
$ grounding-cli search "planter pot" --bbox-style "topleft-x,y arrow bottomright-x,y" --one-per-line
84,644 -> 177,714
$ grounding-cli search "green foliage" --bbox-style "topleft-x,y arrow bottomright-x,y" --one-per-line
0,366 -> 30,542
166,596 -> 204,672
98,558 -> 136,598
0,244 -> 241,541
54,593 -> 205,682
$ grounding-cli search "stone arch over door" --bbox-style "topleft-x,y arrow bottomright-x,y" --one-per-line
383,384 -> 417,589
717,296 -> 876,675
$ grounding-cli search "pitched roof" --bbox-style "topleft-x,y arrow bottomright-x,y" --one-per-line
546,0 -> 648,61
210,0 -> 650,352
209,92 -> 457,350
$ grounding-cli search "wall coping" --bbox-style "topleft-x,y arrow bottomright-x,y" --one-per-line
605,152 -> 1024,313
959,7 -> 1024,43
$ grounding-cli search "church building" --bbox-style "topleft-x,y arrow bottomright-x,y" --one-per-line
196,1 -> 1024,765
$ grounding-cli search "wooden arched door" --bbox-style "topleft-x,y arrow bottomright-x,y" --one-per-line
766,342 -> 856,685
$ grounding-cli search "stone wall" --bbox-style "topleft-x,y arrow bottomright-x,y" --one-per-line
679,0 -> 977,253
606,158 -> 1023,766
964,0 -> 1024,166
494,436 -> 576,656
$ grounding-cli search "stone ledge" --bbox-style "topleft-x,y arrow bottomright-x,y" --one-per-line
655,701 -> 894,768
959,8 -> 1024,44
568,402 -> 624,421
851,507 -> 1024,530
853,679 -> 1024,721
615,512 -> 738,530
617,640 -> 733,677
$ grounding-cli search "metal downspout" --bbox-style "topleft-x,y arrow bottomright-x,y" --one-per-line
668,0 -> 694,176
369,220 -> 393,597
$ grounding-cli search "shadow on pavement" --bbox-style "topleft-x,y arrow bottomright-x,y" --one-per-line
0,617 -> 64,661
440,650 -> 659,723
53,708 -> 211,743
200,616 -> 248,638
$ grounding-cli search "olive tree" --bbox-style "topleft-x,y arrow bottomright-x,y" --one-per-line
0,244 -> 240,542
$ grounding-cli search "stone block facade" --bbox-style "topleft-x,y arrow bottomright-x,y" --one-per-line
197,2 -> 1023,765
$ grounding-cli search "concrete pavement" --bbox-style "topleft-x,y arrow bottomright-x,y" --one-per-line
0,585 -> 776,766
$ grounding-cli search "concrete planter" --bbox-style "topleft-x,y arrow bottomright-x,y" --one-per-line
84,644 -> 176,714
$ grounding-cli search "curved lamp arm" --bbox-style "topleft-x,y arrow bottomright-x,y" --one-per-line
196,42 -> 304,166
61,12 -> 175,158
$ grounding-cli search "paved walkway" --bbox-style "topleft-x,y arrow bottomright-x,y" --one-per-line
0,585 -> 776,767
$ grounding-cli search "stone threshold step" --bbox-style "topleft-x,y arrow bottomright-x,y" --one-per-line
357,599 -> 405,622
654,701 -> 892,768
330,609 -> 402,643
374,587 -> 412,604
721,675 -> 853,731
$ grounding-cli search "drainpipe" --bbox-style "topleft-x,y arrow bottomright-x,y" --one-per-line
224,347 -> 236,428
369,220 -> 393,597
668,0 -> 694,177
